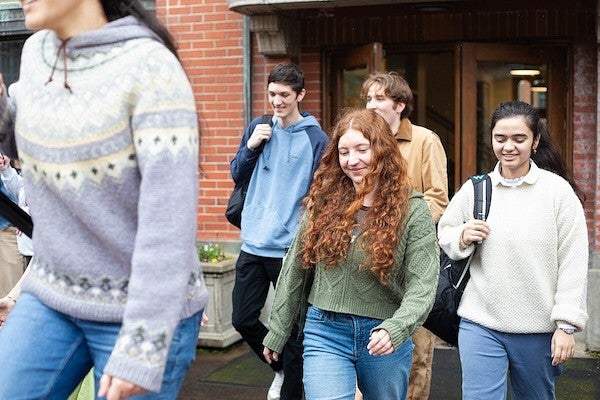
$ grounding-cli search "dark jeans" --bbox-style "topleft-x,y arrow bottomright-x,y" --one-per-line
232,250 -> 304,400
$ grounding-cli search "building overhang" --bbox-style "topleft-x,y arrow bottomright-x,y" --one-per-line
228,0 -> 455,16
229,0 -> 456,57
0,3 -> 26,36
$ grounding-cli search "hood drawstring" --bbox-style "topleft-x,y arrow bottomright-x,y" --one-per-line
45,38 -> 73,94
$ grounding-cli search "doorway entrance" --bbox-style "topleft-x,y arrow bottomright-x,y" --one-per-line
325,42 -> 569,193
458,43 -> 568,186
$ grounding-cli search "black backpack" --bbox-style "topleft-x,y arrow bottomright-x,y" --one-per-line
423,174 -> 492,347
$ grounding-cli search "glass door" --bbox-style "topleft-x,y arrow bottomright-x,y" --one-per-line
457,43 -> 568,185
325,42 -> 568,193
326,44 -> 457,191
324,43 -> 384,130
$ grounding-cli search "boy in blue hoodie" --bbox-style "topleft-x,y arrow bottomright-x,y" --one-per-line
230,63 -> 328,400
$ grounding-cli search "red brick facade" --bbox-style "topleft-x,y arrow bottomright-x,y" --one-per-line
572,44 -> 599,250
157,0 -> 245,240
156,0 -> 324,242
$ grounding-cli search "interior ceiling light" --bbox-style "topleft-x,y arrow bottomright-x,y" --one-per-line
530,86 -> 547,92
510,68 -> 541,77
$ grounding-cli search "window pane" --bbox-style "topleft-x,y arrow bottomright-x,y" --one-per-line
0,39 -> 25,86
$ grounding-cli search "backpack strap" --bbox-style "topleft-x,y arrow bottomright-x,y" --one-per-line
252,114 -> 273,154
261,114 -> 274,126
453,174 -> 492,287
0,190 -> 33,238
470,174 -> 492,221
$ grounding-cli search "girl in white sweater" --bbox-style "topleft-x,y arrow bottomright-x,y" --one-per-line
438,101 -> 588,400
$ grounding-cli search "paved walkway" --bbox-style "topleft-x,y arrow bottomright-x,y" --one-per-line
179,341 -> 600,399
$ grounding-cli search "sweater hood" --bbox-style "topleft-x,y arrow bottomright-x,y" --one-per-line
49,16 -> 161,56
42,16 -> 162,92
278,112 -> 322,133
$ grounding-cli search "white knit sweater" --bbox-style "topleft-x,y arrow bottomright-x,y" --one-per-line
438,162 -> 588,333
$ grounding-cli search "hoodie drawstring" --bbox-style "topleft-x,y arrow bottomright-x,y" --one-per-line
45,38 -> 72,94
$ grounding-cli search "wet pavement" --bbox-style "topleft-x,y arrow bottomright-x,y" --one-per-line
179,341 -> 600,399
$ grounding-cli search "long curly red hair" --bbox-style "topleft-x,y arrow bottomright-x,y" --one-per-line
301,108 -> 411,285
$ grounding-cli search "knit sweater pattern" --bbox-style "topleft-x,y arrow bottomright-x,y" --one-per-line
0,17 -> 208,392
438,162 -> 588,333
264,193 -> 439,353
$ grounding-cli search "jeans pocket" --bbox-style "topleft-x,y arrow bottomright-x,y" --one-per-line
306,306 -> 326,323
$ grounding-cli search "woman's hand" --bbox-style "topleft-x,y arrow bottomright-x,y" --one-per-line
263,347 -> 280,364
461,219 -> 491,247
367,329 -> 394,356
98,374 -> 147,400
551,329 -> 575,366
0,296 -> 16,328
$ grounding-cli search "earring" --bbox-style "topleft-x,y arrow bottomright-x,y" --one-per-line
533,148 -> 537,154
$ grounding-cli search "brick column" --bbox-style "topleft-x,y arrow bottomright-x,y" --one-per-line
573,43 -> 599,350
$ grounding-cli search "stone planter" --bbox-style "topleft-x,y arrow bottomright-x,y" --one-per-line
198,257 -> 241,348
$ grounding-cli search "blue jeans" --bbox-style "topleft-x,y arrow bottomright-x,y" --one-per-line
459,319 -> 563,400
0,292 -> 202,400
303,306 -> 413,400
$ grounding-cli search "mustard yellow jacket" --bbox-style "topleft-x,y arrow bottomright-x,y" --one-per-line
396,118 -> 449,223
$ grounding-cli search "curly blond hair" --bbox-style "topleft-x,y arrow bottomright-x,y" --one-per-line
301,108 -> 412,285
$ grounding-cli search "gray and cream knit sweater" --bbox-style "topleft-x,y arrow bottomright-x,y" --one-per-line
0,16 -> 208,392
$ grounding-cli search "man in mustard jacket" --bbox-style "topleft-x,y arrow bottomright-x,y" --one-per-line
362,71 -> 449,400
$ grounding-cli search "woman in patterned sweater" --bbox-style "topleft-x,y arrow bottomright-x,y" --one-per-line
0,1 -> 208,399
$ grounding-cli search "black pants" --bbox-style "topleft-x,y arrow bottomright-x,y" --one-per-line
231,250 -> 304,400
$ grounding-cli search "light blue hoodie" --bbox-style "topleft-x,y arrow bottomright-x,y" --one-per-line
230,113 -> 328,258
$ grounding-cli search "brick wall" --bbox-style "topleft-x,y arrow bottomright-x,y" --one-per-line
157,0 -> 246,241
156,0 -> 327,243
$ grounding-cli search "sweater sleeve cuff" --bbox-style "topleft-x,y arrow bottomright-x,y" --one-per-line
263,331 -> 289,354
551,305 -> 588,332
374,321 -> 410,352
104,353 -> 164,393
103,323 -> 175,393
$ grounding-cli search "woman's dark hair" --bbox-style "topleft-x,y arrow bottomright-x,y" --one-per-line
490,101 -> 584,201
101,0 -> 179,59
